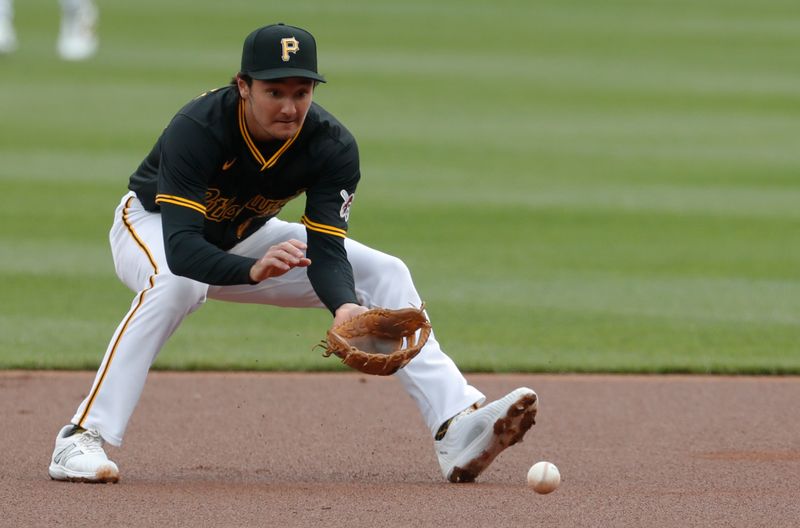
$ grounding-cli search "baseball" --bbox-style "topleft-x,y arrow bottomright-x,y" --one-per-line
527,461 -> 560,494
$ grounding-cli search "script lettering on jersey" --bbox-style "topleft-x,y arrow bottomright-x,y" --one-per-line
244,189 -> 306,216
203,188 -> 306,223
281,37 -> 300,62
205,188 -> 243,221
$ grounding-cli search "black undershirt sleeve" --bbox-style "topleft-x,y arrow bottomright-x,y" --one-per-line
304,140 -> 361,313
160,203 -> 257,285
306,230 -> 357,312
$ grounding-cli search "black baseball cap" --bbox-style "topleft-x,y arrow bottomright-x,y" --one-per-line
240,23 -> 326,83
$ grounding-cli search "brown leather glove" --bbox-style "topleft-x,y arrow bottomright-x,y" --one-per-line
321,305 -> 431,375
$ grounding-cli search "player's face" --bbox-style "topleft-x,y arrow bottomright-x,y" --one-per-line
238,77 -> 315,142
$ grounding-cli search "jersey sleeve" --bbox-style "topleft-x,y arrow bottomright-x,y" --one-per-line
156,114 -> 257,285
303,138 -> 361,313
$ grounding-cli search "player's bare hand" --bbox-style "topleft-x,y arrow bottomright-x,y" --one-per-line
332,303 -> 369,327
249,239 -> 311,282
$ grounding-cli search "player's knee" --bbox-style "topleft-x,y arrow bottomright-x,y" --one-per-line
375,254 -> 412,284
152,274 -> 207,309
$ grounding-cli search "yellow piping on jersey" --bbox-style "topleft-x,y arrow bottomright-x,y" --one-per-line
301,215 -> 347,238
155,194 -> 207,215
78,197 -> 159,428
238,98 -> 302,171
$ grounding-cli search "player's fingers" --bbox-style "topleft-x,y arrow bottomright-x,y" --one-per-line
285,238 -> 308,251
258,257 -> 289,272
251,243 -> 311,281
268,240 -> 307,260
266,247 -> 304,265
263,249 -> 311,271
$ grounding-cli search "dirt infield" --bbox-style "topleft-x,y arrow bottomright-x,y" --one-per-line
2,372 -> 798,527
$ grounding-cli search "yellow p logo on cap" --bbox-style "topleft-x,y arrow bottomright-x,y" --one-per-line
281,37 -> 300,62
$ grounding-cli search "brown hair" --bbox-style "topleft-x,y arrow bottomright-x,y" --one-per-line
230,73 -> 253,86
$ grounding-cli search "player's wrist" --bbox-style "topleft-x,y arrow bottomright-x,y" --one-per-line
333,303 -> 365,325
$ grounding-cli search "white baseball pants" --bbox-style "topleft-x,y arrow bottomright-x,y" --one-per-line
72,192 -> 484,446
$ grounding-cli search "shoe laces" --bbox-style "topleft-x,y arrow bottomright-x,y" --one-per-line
75,429 -> 105,454
451,407 -> 476,427
436,405 -> 479,441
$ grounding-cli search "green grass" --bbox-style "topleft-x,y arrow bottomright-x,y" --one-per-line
1,0 -> 799,373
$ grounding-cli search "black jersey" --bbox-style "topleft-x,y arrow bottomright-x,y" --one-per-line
128,85 -> 359,312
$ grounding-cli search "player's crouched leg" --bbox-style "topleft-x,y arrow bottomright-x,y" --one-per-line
144,273 -> 209,319
345,239 -> 419,309
50,273 -> 208,483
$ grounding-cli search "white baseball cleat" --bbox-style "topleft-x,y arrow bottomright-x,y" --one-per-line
0,17 -> 18,55
57,2 -> 98,61
49,425 -> 119,483
435,387 -> 538,483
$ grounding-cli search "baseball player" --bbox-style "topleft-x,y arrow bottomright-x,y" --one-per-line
47,23 -> 539,484
0,0 -> 99,60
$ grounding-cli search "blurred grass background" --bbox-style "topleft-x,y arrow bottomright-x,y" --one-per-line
1,0 -> 798,372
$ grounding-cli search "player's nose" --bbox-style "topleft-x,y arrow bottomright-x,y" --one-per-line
279,99 -> 297,118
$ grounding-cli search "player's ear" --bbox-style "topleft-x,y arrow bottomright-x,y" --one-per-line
236,75 -> 250,98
